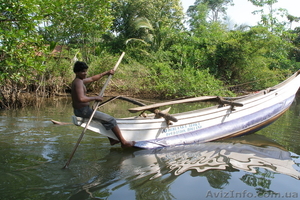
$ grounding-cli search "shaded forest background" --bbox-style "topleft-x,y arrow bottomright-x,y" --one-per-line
1,0 -> 300,109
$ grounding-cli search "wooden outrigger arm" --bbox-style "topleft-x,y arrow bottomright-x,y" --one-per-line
98,96 -> 147,108
128,95 -> 244,124
217,96 -> 243,110
128,96 -> 219,125
128,96 -> 218,113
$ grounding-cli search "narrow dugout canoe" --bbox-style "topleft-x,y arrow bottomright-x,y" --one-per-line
73,71 -> 300,149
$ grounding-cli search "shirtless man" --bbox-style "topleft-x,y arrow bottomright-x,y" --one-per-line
71,61 -> 134,148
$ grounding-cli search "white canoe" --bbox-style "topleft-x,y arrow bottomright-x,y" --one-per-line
73,71 -> 300,149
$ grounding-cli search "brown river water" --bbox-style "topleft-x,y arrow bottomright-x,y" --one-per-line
0,94 -> 300,200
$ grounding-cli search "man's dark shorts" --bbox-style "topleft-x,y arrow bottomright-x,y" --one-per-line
74,106 -> 117,130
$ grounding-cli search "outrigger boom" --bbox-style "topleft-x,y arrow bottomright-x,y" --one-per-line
128,96 -> 219,113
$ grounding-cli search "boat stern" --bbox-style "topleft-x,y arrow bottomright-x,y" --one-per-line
72,116 -> 84,126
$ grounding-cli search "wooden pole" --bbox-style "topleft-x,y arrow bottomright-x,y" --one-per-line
63,52 -> 125,169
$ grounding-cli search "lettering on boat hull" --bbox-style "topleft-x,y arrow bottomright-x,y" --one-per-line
162,122 -> 202,137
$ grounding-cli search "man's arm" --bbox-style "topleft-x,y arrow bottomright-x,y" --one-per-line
73,79 -> 103,103
83,70 -> 114,84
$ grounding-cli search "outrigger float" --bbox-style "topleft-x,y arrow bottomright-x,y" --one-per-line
72,71 -> 300,149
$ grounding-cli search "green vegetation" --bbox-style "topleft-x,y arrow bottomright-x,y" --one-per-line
1,0 -> 300,109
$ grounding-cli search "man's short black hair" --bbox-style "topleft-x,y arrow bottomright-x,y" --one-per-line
73,61 -> 89,73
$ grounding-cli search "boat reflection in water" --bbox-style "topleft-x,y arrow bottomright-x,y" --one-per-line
69,134 -> 300,199
124,134 -> 300,179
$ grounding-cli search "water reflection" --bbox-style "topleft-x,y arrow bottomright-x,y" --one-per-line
69,134 -> 300,199
1,97 -> 300,200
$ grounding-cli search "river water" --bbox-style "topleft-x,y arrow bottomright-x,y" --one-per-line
1,94 -> 300,200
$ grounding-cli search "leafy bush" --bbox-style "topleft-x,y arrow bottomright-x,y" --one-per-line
146,62 -> 234,98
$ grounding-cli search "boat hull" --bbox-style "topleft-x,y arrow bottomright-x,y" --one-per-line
73,71 -> 300,149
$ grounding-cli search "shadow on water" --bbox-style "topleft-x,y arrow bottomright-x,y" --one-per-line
68,134 -> 300,200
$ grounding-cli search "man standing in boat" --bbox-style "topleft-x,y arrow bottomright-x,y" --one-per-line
71,61 -> 134,148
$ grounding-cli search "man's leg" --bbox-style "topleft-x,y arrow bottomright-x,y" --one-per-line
111,125 -> 135,148
108,137 -> 120,145
92,109 -> 134,148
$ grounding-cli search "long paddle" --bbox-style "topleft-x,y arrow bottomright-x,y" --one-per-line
63,52 -> 125,169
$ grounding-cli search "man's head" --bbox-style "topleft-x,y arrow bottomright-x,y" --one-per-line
73,61 -> 88,73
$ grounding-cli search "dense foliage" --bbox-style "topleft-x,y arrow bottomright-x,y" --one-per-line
1,0 -> 300,109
